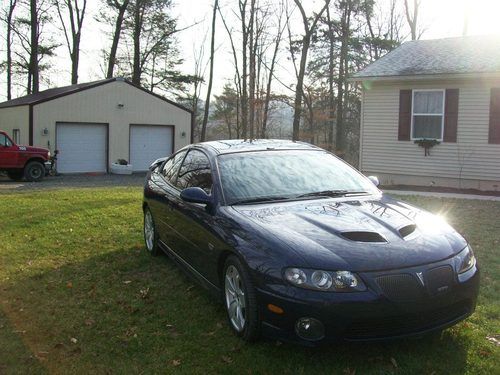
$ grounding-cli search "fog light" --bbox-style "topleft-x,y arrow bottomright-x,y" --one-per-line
295,317 -> 325,341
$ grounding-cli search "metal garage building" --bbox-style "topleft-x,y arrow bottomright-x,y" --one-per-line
0,77 -> 192,173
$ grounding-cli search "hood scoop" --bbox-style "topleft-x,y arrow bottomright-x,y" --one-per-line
399,224 -> 417,238
341,231 -> 387,243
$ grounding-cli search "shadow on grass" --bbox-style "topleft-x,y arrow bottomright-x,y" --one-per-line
1,247 -> 475,374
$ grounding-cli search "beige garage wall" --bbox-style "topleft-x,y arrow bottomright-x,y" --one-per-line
0,106 -> 30,145
32,80 -> 191,167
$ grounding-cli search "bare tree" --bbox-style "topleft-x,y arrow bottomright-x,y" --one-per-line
104,0 -> 129,78
261,0 -> 285,138
239,0 -> 249,138
55,0 -> 87,84
248,0 -> 256,139
290,0 -> 330,141
29,0 -> 39,92
404,0 -> 420,40
13,0 -> 57,94
201,0 -> 218,142
2,0 -> 17,99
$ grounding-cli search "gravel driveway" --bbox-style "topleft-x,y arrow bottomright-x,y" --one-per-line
0,173 -> 147,191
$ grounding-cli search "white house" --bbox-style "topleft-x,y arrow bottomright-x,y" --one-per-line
0,77 -> 192,173
352,36 -> 500,191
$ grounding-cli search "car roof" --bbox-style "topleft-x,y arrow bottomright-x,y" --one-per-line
193,139 -> 321,155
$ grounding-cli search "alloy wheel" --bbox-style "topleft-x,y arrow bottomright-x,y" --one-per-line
224,265 -> 247,332
144,210 -> 155,252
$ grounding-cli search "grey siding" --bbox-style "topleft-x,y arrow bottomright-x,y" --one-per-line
360,78 -> 500,188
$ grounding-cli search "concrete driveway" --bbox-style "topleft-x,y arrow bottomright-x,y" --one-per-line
0,173 -> 147,191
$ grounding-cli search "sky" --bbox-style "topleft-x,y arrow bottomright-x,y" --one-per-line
1,0 -> 500,102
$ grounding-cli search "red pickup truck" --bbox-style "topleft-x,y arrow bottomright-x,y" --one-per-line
0,130 -> 50,181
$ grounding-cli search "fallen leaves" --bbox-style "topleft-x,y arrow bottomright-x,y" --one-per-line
221,355 -> 233,364
84,318 -> 95,327
171,359 -> 181,367
390,357 -> 398,369
486,334 -> 500,346
139,287 -> 150,299
66,282 -> 73,289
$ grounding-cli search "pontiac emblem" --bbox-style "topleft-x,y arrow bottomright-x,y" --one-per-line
416,272 -> 425,287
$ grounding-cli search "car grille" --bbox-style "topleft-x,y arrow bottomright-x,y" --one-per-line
376,273 -> 424,301
343,301 -> 471,339
426,265 -> 454,295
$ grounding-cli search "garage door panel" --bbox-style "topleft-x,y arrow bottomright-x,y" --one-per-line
130,125 -> 173,171
57,123 -> 107,173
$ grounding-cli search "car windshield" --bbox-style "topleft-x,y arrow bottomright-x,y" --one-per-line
217,150 -> 378,205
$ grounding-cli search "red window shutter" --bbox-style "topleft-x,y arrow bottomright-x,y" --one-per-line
489,88 -> 500,144
398,90 -> 412,141
443,89 -> 459,142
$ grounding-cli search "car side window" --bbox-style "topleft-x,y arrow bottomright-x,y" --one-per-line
161,150 -> 187,185
176,149 -> 213,194
0,134 -> 11,147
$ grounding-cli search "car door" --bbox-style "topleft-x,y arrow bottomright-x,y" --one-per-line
0,133 -> 17,168
167,149 -> 221,280
151,150 -> 187,247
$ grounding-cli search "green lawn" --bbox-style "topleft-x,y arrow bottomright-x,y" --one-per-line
0,188 -> 498,374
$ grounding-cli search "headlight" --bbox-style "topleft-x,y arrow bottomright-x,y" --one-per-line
284,268 -> 366,292
455,245 -> 476,274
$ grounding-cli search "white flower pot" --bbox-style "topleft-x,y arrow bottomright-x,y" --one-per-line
110,163 -> 133,175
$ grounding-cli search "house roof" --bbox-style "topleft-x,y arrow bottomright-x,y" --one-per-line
0,77 -> 192,113
352,35 -> 500,80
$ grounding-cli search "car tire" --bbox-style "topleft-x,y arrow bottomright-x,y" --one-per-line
143,207 -> 160,256
7,170 -> 24,181
24,161 -> 45,182
223,255 -> 260,341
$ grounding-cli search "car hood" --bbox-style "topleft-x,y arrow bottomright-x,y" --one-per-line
18,145 -> 49,154
230,194 -> 467,272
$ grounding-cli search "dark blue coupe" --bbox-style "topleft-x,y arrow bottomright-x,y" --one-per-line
142,140 -> 479,344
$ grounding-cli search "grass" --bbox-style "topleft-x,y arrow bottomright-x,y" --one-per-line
0,187 -> 498,374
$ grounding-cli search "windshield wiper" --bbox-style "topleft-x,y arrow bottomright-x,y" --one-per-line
230,196 -> 292,205
297,190 -> 369,198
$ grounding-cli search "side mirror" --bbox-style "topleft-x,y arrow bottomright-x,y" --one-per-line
180,187 -> 212,205
368,175 -> 380,187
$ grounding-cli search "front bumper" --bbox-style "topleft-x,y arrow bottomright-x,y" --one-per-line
256,260 -> 480,344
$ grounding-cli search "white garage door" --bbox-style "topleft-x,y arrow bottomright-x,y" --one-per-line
130,125 -> 173,171
56,123 -> 107,173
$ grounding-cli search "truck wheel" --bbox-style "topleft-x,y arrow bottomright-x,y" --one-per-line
24,161 -> 45,182
7,171 -> 24,181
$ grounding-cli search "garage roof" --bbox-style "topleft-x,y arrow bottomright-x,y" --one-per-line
0,77 -> 192,113
352,35 -> 500,80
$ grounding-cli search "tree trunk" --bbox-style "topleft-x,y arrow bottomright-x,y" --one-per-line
326,6 -> 335,149
30,0 -> 39,93
107,0 -> 129,78
132,0 -> 142,85
201,0 -> 218,142
248,0 -> 256,140
335,1 -> 351,158
6,0 -> 17,100
292,36 -> 309,141
240,0 -> 248,139
291,0 -> 330,141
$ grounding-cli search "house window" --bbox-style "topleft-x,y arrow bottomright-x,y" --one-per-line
12,129 -> 20,144
411,89 -> 445,140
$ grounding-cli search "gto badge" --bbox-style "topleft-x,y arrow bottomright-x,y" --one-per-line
416,272 -> 425,287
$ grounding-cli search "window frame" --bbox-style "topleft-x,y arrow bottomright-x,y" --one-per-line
160,149 -> 188,188
12,129 -> 20,144
175,148 -> 214,193
410,89 -> 446,141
